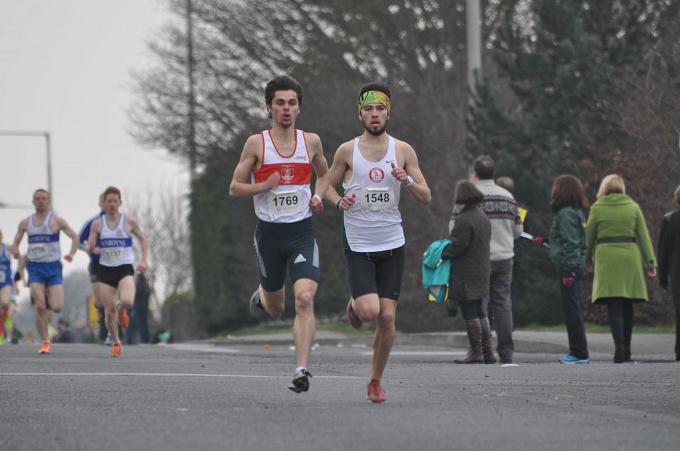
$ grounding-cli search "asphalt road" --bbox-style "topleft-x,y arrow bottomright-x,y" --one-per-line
1,342 -> 679,451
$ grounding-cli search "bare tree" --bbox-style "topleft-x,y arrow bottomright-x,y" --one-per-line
127,183 -> 192,302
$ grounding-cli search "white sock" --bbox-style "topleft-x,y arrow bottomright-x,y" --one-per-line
295,366 -> 306,374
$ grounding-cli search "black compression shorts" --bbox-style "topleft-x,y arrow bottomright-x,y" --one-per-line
344,245 -> 405,300
97,264 -> 134,288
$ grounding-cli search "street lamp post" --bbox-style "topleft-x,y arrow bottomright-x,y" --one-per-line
0,130 -> 53,209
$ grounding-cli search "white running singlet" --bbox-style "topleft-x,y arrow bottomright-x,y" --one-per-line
251,129 -> 313,223
343,135 -> 405,252
26,212 -> 61,263
98,214 -> 135,267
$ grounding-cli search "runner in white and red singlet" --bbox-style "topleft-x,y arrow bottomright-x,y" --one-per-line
229,75 -> 330,393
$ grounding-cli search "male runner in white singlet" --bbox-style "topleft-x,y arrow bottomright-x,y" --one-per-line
229,75 -> 330,393
10,189 -> 79,354
87,186 -> 148,357
320,83 -> 431,403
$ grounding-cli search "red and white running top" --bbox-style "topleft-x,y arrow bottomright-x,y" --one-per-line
251,129 -> 313,223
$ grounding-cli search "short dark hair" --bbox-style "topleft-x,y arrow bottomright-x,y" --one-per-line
550,174 -> 588,210
33,188 -> 49,198
265,75 -> 303,107
495,176 -> 514,193
473,155 -> 495,180
454,180 -> 484,205
103,186 -> 122,201
359,82 -> 391,99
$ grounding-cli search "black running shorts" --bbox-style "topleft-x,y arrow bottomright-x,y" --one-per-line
254,217 -> 320,292
344,245 -> 405,300
97,264 -> 134,288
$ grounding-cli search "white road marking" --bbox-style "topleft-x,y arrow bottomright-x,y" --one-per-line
167,344 -> 240,353
0,372 -> 362,379
361,351 -> 466,356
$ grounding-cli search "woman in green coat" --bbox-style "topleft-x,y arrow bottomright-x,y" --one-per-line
586,174 -> 657,363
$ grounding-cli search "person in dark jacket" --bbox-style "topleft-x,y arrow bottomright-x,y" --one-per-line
548,175 -> 590,364
658,184 -> 680,361
442,180 -> 493,364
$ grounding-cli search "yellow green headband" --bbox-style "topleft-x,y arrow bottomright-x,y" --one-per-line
357,90 -> 391,113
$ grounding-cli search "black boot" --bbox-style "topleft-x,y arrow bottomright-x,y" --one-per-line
480,317 -> 497,364
455,319 -> 483,364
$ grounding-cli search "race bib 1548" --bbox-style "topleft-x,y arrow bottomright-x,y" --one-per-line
361,187 -> 396,211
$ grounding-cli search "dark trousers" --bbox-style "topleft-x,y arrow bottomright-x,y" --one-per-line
126,305 -> 150,345
459,299 -> 486,321
98,306 -> 107,341
606,298 -> 634,352
671,278 -> 680,359
559,271 -> 589,359
483,258 -> 514,361
135,302 -> 150,344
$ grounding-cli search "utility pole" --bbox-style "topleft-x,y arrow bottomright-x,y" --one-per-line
186,0 -> 197,183
466,0 -> 482,99
185,0 -> 197,293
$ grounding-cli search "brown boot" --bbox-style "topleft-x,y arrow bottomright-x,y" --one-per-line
455,319 -> 483,364
480,317 -> 497,364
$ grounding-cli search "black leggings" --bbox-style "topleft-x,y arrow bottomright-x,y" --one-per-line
606,298 -> 634,347
459,299 -> 486,321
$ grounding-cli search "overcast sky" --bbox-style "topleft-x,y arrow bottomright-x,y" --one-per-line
0,0 -> 187,276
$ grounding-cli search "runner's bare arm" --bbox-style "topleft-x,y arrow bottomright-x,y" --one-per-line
229,135 -> 279,198
324,142 -> 355,211
306,133 -> 329,213
10,219 -> 28,258
395,142 -> 431,204
87,220 -> 102,255
128,217 -> 148,273
56,216 -> 79,261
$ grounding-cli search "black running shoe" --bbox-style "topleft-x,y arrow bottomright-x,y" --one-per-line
288,369 -> 312,393
249,287 -> 265,317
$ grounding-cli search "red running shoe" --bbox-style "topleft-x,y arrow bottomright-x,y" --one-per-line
367,379 -> 386,403
110,342 -> 122,358
38,341 -> 52,354
118,308 -> 129,328
346,298 -> 361,330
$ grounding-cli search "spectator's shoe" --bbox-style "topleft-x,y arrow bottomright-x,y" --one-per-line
346,298 -> 362,330
288,369 -> 312,393
38,341 -> 52,354
110,343 -> 122,358
118,309 -> 129,328
367,379 -> 386,403
104,333 -> 113,346
249,288 -> 265,317
559,354 -> 590,365
613,347 -> 625,363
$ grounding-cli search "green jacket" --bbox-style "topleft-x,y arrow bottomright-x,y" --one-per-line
586,193 -> 656,303
548,206 -> 586,273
